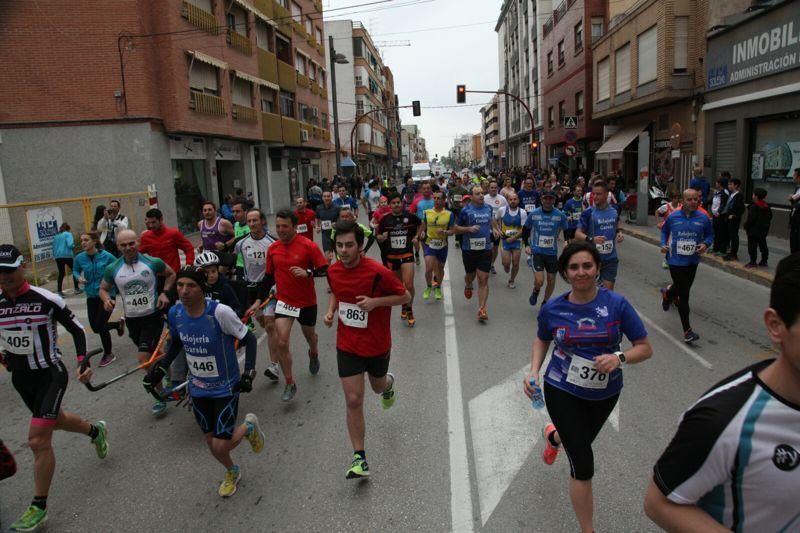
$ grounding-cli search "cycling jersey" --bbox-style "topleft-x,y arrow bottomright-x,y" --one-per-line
537,288 -> 647,400
266,235 -> 327,309
0,282 -> 86,371
456,204 -> 494,251
526,207 -> 568,256
422,208 -> 454,250
518,189 -> 540,213
578,206 -> 620,261
234,233 -> 275,283
661,209 -> 714,267
377,211 -> 421,255
562,197 -> 583,230
73,250 -> 117,298
103,253 -> 166,318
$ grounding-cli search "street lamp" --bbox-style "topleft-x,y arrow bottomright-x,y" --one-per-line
329,35 -> 349,178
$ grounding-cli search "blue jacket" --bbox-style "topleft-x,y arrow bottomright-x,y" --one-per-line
661,209 -> 714,267
73,250 -> 118,298
52,231 -> 74,259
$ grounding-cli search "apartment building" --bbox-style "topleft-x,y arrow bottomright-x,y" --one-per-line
481,95 -> 502,171
402,125 -> 428,169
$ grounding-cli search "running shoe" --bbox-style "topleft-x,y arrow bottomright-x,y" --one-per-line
244,413 -> 265,454
346,454 -> 370,479
423,286 -> 432,300
542,423 -> 560,465
660,287 -> 671,312
490,266 -> 497,275
309,353 -> 320,375
264,362 -> 280,381
529,289 -> 540,306
434,286 -> 443,300
281,383 -> 297,402
92,421 -> 109,459
406,310 -> 416,327
218,465 -> 241,497
477,307 -> 488,322
116,318 -> 125,337
661,260 -> 669,269
507,279 -> 516,289
464,286 -> 473,300
400,305 -> 408,320
381,373 -> 396,410
9,505 -> 47,531
743,262 -> 757,269
99,353 -> 116,367
151,401 -> 167,418
684,329 -> 700,343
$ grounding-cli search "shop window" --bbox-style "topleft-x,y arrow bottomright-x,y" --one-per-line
750,118 -> 800,206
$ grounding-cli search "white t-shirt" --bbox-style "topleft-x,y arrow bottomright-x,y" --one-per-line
485,194 -> 508,216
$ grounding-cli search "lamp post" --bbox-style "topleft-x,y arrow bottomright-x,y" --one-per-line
329,35 -> 349,178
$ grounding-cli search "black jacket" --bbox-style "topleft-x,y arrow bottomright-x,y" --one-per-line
726,192 -> 745,219
744,202 -> 772,237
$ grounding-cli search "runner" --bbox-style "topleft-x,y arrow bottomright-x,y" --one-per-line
655,189 -> 682,269
376,193 -> 422,326
493,192 -> 527,289
644,253 -> 800,531
363,179 -> 382,221
453,186 -> 494,322
518,177 -> 540,214
294,197 -> 317,242
576,180 -> 624,290
522,190 -> 568,306
198,201 -> 234,253
227,199 -> 250,276
332,209 -> 375,256
447,175 -> 470,249
524,241 -> 652,533
324,221 -> 410,479
419,190 -> 455,300
410,182 -> 435,265
265,210 -> 328,402
139,208 -> 195,274
484,181 -> 509,275
334,185 -> 359,218
659,189 -> 713,344
499,176 -> 516,199
0,245 -> 108,532
98,229 -> 176,416
144,267 -> 264,498
315,191 -> 341,264
193,251 -> 241,315
562,184 -> 583,244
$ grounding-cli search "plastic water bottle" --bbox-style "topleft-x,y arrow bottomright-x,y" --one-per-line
530,378 -> 545,410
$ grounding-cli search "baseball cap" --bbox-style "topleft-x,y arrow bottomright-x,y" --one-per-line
541,189 -> 557,198
0,245 -> 23,270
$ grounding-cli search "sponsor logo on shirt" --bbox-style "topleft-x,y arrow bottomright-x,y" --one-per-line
555,327 -> 566,341
576,318 -> 596,330
0,303 -> 42,315
595,306 -> 609,318
773,444 -> 799,471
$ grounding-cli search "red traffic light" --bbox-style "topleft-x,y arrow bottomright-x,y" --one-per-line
530,141 -> 539,150
456,85 -> 466,104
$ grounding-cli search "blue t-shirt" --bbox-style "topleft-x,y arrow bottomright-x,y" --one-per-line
167,299 -> 249,398
414,198 -> 434,220
333,196 -> 358,212
562,197 -> 584,230
537,288 -> 647,400
661,209 -> 714,267
578,205 -> 620,261
518,189 -> 540,213
456,203 -> 494,251
525,207 -> 568,256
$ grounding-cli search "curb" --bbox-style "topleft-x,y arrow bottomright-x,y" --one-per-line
620,227 -> 774,288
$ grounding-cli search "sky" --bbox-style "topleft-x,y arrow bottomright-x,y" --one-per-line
324,0 -> 504,161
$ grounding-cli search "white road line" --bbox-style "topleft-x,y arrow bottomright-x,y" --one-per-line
638,312 -> 713,370
442,265 -> 475,533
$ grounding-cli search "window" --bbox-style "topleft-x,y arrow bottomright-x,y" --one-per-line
226,13 -> 236,31
575,91 -> 584,116
615,43 -> 631,94
276,35 -> 292,63
298,103 -> 309,122
261,88 -> 276,113
353,37 -> 364,57
558,100 -> 566,123
321,113 -> 328,128
318,69 -> 326,87
189,60 -> 219,96
255,21 -> 274,52
308,63 -> 316,81
356,98 -> 364,115
558,40 -> 565,66
574,20 -> 583,50
547,51 -> 553,74
232,78 -> 252,107
597,57 -> 610,101
316,27 -> 323,43
637,25 -> 657,84
548,106 -> 554,128
295,51 -> 306,75
591,17 -> 604,42
279,91 -> 295,118
305,16 -> 312,35
674,16 -> 688,72
354,75 -> 363,86
291,1 -> 301,23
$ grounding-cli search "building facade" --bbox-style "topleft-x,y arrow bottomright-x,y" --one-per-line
481,95 -> 502,171
402,125 -> 428,170
472,134 -> 484,168
448,134 -> 473,168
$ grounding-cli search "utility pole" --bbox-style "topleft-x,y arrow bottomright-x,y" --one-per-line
329,35 -> 349,177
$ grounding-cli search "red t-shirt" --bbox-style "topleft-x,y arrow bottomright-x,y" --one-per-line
266,235 -> 327,308
327,257 -> 406,357
371,205 -> 391,225
294,208 -> 317,241
139,226 -> 195,273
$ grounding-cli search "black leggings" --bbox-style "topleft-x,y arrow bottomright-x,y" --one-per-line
55,258 -> 78,292
544,383 -> 619,481
666,264 -> 698,332
86,297 -> 120,355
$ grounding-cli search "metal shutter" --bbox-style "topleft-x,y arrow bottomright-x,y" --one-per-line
714,121 -> 737,178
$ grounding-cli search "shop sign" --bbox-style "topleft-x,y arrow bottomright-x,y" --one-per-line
26,207 -> 63,263
169,136 -> 206,160
214,141 -> 241,160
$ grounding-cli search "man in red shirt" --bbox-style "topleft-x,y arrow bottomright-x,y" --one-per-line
265,209 -> 328,402
294,197 -> 317,242
139,208 -> 195,272
324,220 -> 409,479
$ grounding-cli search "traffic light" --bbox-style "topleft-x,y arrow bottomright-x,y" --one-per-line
412,100 -> 421,116
456,85 -> 466,103
530,140 -> 539,150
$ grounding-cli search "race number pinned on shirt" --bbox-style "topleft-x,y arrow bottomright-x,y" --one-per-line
339,302 -> 368,328
245,249 -> 266,264
390,236 -> 407,249
427,238 -> 445,250
676,240 -> 696,256
566,354 -> 609,389
596,240 -> 614,255
469,237 -> 486,249
537,235 -> 555,248
186,354 -> 219,378
321,220 -> 332,230
123,294 -> 153,314
276,300 -> 301,317
297,224 -> 308,233
453,195 -> 463,203
505,229 -> 520,238
0,330 -> 35,354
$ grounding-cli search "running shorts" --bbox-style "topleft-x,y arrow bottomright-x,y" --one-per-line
275,304 -> 317,327
11,361 -> 68,426
501,238 -> 522,251
126,313 -> 164,353
532,253 -> 558,274
337,349 -> 390,378
191,394 -> 239,440
462,250 -> 492,274
599,259 -> 619,283
423,244 -> 448,263
384,252 -> 414,271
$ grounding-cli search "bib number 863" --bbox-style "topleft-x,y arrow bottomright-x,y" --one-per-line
344,308 -> 366,322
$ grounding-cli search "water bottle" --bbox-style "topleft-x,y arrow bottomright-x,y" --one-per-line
530,378 -> 544,410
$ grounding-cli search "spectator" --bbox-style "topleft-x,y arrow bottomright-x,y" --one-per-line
97,199 -> 129,256
723,178 -> 745,262
688,166 -> 711,207
52,222 -> 80,296
92,205 -> 106,231
710,175 -> 730,256
220,194 -> 235,222
743,187 -> 772,268
789,167 -> 800,254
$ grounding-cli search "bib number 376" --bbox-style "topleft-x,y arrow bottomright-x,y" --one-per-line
566,355 -> 609,389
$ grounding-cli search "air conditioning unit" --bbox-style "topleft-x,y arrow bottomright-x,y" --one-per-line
301,130 -> 310,142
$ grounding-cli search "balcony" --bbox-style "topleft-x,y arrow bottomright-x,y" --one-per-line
181,1 -> 220,35
310,83 -> 320,96
257,49 -> 279,85
273,2 -> 292,37
321,86 -> 328,99
292,20 -> 307,38
227,29 -> 252,55
282,117 -> 302,146
189,91 -> 226,116
359,142 -> 387,155
233,104 -> 258,122
307,34 -> 317,48
277,60 -> 297,92
316,42 -> 324,55
261,112 -> 283,142
296,72 -> 311,89
254,0 -> 273,18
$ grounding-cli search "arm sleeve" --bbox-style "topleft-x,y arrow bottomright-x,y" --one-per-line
619,297 -> 648,342
257,273 -> 275,301
216,304 -> 249,340
177,231 -> 195,266
151,257 -> 167,275
521,226 -> 531,246
52,296 -> 87,357
660,217 -> 671,247
160,333 -> 184,371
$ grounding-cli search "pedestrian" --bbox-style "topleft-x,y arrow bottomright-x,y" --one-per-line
644,253 -> 800,531
723,178 -> 745,261
91,205 -> 106,231
789,167 -> 800,254
688,166 -> 711,208
97,200 -> 129,257
524,241 -> 652,533
710,175 -> 730,255
52,223 -> 80,296
744,187 -> 772,268
220,194 -> 235,222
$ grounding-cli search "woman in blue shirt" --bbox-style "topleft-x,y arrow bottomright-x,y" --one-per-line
524,241 -> 653,533
52,223 -> 80,296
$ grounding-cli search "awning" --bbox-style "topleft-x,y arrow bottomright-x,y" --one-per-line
594,122 -> 648,160
186,50 -> 228,70
341,157 -> 356,168
234,0 -> 276,27
233,70 -> 279,91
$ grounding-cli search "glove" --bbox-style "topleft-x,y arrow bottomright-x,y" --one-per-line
237,369 -> 256,393
143,365 -> 167,393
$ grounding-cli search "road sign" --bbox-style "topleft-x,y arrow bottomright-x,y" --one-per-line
564,130 -> 577,143
563,116 -> 578,129
564,144 -> 577,157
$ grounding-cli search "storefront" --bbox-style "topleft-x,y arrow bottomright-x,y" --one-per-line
268,147 -> 321,205
170,135 -> 210,235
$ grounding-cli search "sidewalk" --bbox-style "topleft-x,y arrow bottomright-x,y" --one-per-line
620,215 -> 789,288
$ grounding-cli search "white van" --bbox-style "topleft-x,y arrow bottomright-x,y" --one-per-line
410,162 -> 431,182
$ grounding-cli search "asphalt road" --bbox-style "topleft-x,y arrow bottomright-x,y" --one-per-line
0,231 -> 772,532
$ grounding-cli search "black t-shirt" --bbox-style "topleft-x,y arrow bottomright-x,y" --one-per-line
377,211 -> 420,254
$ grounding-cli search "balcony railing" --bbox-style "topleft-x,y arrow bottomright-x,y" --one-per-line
292,20 -> 306,38
261,112 -> 283,142
181,1 -> 220,35
273,2 -> 292,36
189,91 -> 226,116
296,72 -> 311,89
257,49 -> 279,85
277,60 -> 297,92
227,29 -> 252,55
282,117 -> 302,146
254,0 -> 273,18
233,103 -> 259,122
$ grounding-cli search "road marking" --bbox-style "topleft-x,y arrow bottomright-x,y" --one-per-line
609,401 -> 620,431
442,265 -> 475,533
638,312 -> 713,370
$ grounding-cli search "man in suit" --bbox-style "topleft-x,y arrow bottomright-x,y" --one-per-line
723,178 -> 745,262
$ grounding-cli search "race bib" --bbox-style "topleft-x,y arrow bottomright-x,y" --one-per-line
469,237 -> 486,250
321,220 -> 332,230
566,354 -> 609,390
245,249 -> 266,264
571,212 -> 582,222
524,203 -> 536,212
390,236 -> 407,249
297,224 -> 308,233
428,238 -> 445,250
276,300 -> 300,317
676,240 -> 696,256
123,293 -> 153,314
505,229 -> 519,238
452,195 -> 463,203
186,354 -> 219,378
537,235 -> 555,248
596,240 -> 614,254
0,330 -> 34,354
339,302 -> 368,328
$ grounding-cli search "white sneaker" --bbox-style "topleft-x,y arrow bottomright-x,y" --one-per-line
263,362 -> 280,381
507,279 -> 516,289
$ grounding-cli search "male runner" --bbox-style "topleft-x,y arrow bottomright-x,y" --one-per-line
453,186 -> 494,322
376,193 -> 422,326
334,185 -> 359,218
198,201 -> 234,252
419,190 -> 454,300
324,221 -> 410,478
145,267 -> 264,498
0,245 -> 108,532
139,208 -> 195,274
227,199 -> 250,275
410,182 -> 435,265
562,184 -> 584,243
265,210 -> 328,401
332,209 -> 375,255
99,229 -> 176,416
447,176 -> 470,249
576,180 -> 624,290
659,189 -> 713,343
493,192 -> 527,289
484,181 -> 509,275
522,190 -> 568,306
294,197 -> 317,242
315,191 -> 341,264
364,180 -> 382,221
518,177 -> 540,214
